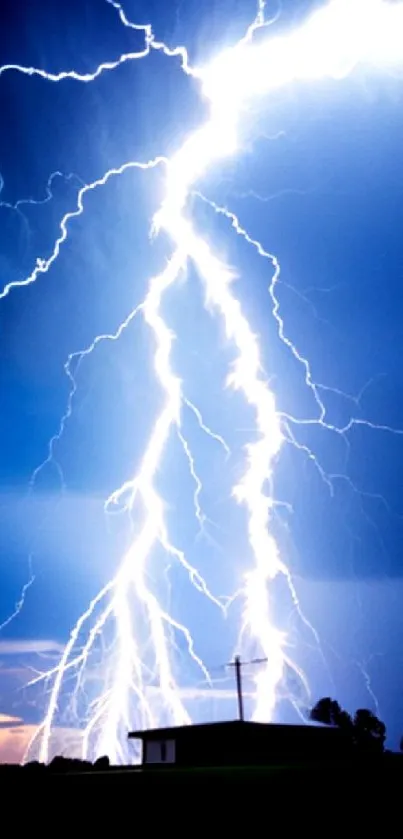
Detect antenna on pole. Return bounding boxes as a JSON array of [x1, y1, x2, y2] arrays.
[[228, 656, 268, 722]]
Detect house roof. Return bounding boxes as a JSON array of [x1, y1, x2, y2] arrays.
[[128, 719, 336, 740]]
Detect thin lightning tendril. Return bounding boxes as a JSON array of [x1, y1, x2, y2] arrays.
[[0, 170, 83, 217], [1, 0, 402, 762], [0, 556, 35, 633], [0, 159, 166, 302]]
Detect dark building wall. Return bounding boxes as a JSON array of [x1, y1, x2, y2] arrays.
[[173, 723, 352, 767]]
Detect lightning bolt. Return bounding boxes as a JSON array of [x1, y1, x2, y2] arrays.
[[0, 159, 166, 301], [1, 0, 403, 762], [0, 555, 35, 633]]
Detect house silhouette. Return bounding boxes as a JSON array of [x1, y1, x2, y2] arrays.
[[129, 719, 353, 768]]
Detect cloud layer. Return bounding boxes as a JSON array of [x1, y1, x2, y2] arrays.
[[0, 639, 64, 655]]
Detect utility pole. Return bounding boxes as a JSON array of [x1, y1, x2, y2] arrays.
[[234, 655, 244, 721], [228, 656, 268, 722]]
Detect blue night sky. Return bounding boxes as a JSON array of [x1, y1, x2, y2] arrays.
[[1, 0, 403, 762]]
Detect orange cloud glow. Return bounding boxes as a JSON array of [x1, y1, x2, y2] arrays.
[[0, 719, 83, 764]]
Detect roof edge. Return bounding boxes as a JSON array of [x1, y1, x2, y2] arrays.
[[127, 719, 336, 739]]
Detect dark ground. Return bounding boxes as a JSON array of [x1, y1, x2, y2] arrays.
[[1, 754, 401, 827]]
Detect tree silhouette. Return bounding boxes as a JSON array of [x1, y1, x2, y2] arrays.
[[310, 698, 386, 753], [310, 697, 353, 732], [94, 755, 110, 770], [353, 709, 386, 754]]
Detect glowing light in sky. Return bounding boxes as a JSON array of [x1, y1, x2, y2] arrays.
[[1, 0, 403, 763]]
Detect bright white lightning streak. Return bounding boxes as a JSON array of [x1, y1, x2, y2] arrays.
[[175, 225, 289, 721], [2, 0, 402, 761], [152, 0, 403, 721], [194, 191, 328, 423], [29, 249, 224, 764]]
